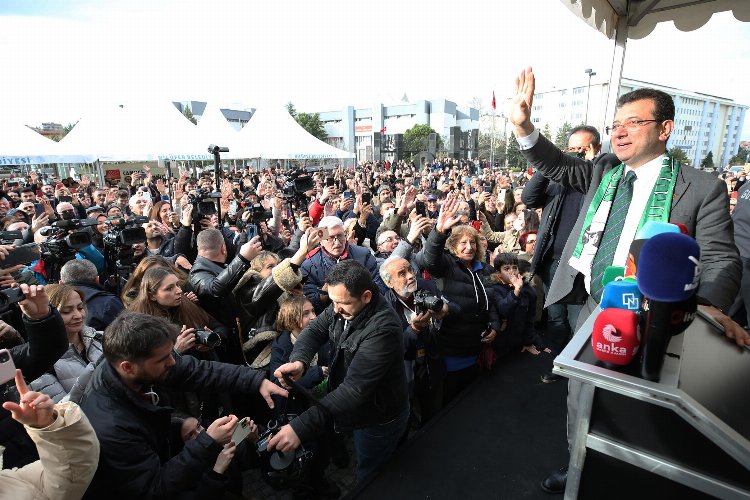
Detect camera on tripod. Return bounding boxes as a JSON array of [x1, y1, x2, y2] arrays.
[[280, 169, 315, 209], [103, 216, 148, 247], [413, 289, 444, 315], [40, 218, 98, 255]]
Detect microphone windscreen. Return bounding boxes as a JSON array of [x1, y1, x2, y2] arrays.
[[672, 223, 690, 236], [600, 280, 643, 312], [636, 220, 680, 240], [601, 266, 625, 287], [625, 239, 647, 278], [591, 308, 640, 366], [637, 233, 700, 302]]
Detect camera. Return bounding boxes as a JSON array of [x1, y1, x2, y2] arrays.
[[39, 218, 99, 274], [280, 168, 315, 209], [188, 188, 222, 220], [104, 216, 148, 247], [194, 329, 221, 348], [0, 287, 25, 313], [413, 289, 444, 315], [0, 230, 22, 243]]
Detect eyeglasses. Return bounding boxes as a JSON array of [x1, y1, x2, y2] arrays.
[[380, 236, 401, 245], [325, 234, 346, 242], [526, 239, 537, 244], [605, 119, 660, 135]]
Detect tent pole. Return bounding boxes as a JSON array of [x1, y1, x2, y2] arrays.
[[602, 15, 629, 154]]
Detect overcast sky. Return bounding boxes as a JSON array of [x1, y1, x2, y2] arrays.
[[2, 0, 749, 139]]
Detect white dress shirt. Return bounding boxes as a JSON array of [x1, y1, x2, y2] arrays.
[[517, 127, 665, 291]]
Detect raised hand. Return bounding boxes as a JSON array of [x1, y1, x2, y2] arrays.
[[509, 67, 535, 136], [436, 196, 461, 234], [18, 284, 51, 321], [2, 370, 57, 429]]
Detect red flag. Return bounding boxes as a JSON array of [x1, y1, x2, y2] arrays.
[[380, 126, 387, 134], [492, 91, 496, 110]]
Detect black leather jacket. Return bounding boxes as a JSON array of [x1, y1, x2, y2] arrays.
[[288, 292, 408, 440], [189, 254, 250, 329]]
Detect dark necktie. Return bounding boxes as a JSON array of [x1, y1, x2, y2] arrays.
[[590, 171, 637, 301]]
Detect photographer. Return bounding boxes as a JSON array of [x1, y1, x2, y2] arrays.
[[380, 256, 452, 426], [79, 312, 288, 499], [189, 229, 263, 364]]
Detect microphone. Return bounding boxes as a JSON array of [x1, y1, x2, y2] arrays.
[[625, 239, 646, 279], [636, 233, 700, 381], [672, 223, 690, 236], [601, 266, 625, 287], [635, 220, 680, 240], [599, 280, 643, 312], [591, 308, 641, 366]]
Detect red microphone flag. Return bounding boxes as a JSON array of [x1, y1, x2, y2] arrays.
[[492, 91, 496, 110]]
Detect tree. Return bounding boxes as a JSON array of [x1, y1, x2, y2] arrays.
[[182, 105, 197, 125], [506, 131, 525, 168], [295, 112, 327, 142], [668, 147, 690, 166], [728, 147, 749, 166], [700, 151, 714, 169], [404, 124, 441, 160], [541, 123, 552, 140], [555, 122, 573, 149], [286, 101, 297, 117], [478, 131, 506, 165]]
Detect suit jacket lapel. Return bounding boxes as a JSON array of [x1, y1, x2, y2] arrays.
[[671, 167, 690, 210]]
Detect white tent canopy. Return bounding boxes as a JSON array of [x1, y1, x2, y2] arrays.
[[195, 103, 239, 151], [559, 0, 750, 146], [58, 101, 212, 162], [0, 121, 93, 165], [229, 106, 355, 160], [560, 0, 750, 40]]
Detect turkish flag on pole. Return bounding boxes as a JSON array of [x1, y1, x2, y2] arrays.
[[492, 91, 496, 110]]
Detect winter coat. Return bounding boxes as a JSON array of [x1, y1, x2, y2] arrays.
[[301, 243, 388, 314], [288, 292, 408, 441], [0, 402, 100, 500], [80, 354, 267, 499], [29, 326, 104, 403]]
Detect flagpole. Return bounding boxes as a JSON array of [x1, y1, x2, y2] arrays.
[[490, 91, 496, 168]]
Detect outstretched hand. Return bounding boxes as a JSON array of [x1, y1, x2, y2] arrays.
[[436, 196, 462, 234], [509, 67, 535, 137]]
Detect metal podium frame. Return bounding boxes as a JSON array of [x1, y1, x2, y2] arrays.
[[553, 308, 750, 499]]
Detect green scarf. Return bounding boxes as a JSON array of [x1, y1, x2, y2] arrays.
[[569, 156, 679, 282]]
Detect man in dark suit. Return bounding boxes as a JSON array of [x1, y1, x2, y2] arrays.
[[508, 67, 750, 494]]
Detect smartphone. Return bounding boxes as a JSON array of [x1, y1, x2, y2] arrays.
[[2, 244, 41, 267], [415, 201, 426, 217], [471, 220, 481, 231], [232, 417, 254, 443], [361, 192, 372, 205], [0, 349, 16, 385], [325, 177, 335, 187], [343, 190, 353, 199], [58, 195, 72, 203], [483, 185, 492, 193], [34, 203, 45, 216], [246, 225, 257, 239], [318, 226, 329, 240]]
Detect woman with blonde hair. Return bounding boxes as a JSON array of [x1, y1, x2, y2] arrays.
[[423, 196, 499, 404]]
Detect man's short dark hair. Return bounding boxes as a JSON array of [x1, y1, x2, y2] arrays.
[[617, 88, 675, 122], [325, 260, 376, 298], [20, 187, 35, 195], [103, 312, 178, 364], [569, 125, 601, 147], [60, 259, 99, 284]]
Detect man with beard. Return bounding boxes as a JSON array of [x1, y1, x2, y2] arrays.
[[380, 256, 453, 426], [80, 312, 287, 499], [142, 219, 190, 259]]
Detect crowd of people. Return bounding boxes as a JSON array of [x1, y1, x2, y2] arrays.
[[1, 70, 749, 500]]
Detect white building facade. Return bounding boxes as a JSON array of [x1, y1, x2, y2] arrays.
[[523, 78, 747, 169]]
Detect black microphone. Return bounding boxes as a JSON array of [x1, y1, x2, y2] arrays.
[[636, 233, 700, 381]]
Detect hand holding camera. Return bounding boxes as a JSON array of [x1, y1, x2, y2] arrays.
[[239, 236, 263, 261], [206, 415, 239, 446], [174, 326, 197, 354], [18, 284, 51, 321]]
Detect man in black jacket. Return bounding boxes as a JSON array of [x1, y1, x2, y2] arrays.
[[521, 125, 615, 383], [189, 228, 262, 364], [0, 284, 69, 469], [80, 312, 287, 499], [270, 260, 409, 484]]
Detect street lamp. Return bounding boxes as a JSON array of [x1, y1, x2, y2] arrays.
[[584, 68, 596, 124]]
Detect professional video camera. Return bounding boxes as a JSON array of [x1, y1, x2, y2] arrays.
[[236, 202, 273, 241], [413, 289, 444, 315], [280, 168, 315, 209], [0, 230, 22, 244], [194, 329, 221, 348], [102, 216, 148, 294], [0, 287, 24, 313], [187, 188, 222, 221]]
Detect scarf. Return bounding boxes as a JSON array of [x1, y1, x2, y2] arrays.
[[569, 156, 679, 285]]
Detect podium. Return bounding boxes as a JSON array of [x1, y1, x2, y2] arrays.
[[554, 309, 750, 499]]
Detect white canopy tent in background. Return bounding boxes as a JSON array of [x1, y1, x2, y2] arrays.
[[0, 121, 93, 165], [195, 103, 240, 148], [229, 106, 355, 161], [58, 101, 212, 163], [560, 0, 750, 141]]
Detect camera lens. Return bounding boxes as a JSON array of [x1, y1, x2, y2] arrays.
[[0, 350, 9, 363]]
